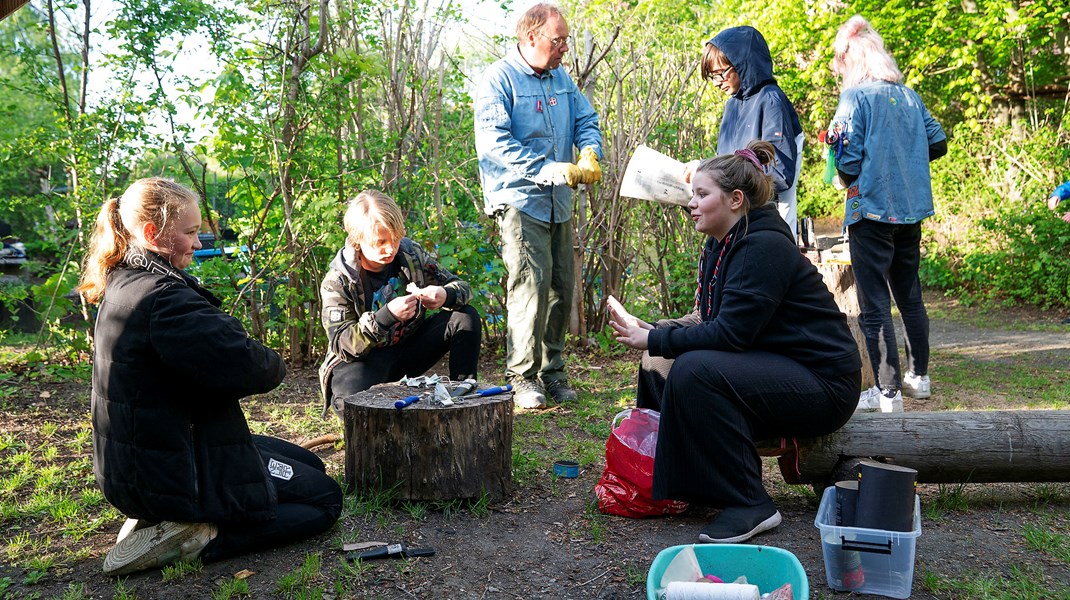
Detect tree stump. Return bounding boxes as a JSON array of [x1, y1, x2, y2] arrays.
[[816, 261, 874, 390], [343, 383, 514, 501]]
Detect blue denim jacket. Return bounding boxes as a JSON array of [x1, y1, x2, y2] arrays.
[[474, 45, 603, 223], [829, 81, 946, 226]]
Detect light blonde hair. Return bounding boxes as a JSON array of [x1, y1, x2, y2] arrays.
[[77, 178, 199, 304], [832, 15, 903, 88], [343, 189, 406, 249], [695, 140, 777, 211], [515, 2, 563, 41]]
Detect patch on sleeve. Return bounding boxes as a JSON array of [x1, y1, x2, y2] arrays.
[[267, 458, 294, 481], [329, 308, 345, 323]]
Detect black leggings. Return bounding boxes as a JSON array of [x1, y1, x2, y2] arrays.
[[329, 306, 481, 416], [636, 349, 858, 508], [848, 219, 929, 390], [200, 435, 342, 562]]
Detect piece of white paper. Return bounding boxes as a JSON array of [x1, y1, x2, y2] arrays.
[[619, 145, 691, 207]]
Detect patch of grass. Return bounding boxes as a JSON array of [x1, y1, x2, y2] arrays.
[[1023, 521, 1070, 563], [623, 563, 646, 587], [1032, 483, 1069, 504], [56, 583, 87, 599], [469, 490, 491, 518], [112, 578, 138, 600], [344, 481, 399, 518], [430, 498, 464, 520], [584, 500, 607, 544], [275, 552, 325, 599], [401, 500, 428, 521], [930, 351, 1070, 409], [161, 558, 203, 581], [924, 564, 1069, 599], [927, 482, 971, 515], [333, 557, 371, 592]]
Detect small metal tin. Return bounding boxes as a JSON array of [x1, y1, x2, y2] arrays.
[[553, 459, 579, 478]]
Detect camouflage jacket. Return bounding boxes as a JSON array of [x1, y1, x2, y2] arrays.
[[317, 239, 473, 413]]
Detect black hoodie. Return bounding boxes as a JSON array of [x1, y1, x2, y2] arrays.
[[647, 204, 861, 380], [711, 26, 803, 196]]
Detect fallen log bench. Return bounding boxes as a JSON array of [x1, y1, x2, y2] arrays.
[[343, 383, 514, 501], [758, 410, 1070, 487]]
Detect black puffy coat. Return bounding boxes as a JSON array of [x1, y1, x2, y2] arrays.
[[91, 250, 285, 523]]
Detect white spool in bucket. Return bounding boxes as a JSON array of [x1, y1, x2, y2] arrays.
[[664, 582, 760, 600]]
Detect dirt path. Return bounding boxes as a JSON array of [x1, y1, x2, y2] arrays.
[[929, 318, 1070, 360]]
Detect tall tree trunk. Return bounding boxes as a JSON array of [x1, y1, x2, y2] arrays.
[[277, 0, 329, 366]]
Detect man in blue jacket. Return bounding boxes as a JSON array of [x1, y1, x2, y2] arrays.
[[474, 2, 603, 409]]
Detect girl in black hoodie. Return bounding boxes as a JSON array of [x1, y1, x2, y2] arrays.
[[609, 141, 860, 543]]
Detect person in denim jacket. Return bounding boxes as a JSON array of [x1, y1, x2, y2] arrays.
[[827, 15, 947, 412], [474, 2, 603, 409], [318, 190, 481, 417]]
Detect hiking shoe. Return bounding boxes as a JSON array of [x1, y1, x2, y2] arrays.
[[856, 386, 903, 413], [116, 518, 156, 543], [901, 371, 931, 399], [103, 521, 217, 576], [543, 379, 578, 403], [698, 505, 782, 544], [512, 378, 547, 409]]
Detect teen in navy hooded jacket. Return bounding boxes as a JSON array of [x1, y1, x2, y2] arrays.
[[695, 26, 804, 238]]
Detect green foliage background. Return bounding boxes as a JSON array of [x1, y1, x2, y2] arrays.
[[1, 0, 1068, 361]]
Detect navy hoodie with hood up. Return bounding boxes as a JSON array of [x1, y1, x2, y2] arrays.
[[711, 27, 803, 230]]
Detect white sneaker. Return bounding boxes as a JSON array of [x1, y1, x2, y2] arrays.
[[103, 521, 217, 576], [116, 518, 155, 543], [902, 371, 931, 399], [856, 386, 903, 413], [512, 378, 547, 410]]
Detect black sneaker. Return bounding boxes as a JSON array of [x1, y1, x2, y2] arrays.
[[543, 379, 578, 403], [698, 505, 782, 544]]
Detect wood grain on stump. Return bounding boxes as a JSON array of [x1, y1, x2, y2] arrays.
[[343, 383, 513, 501]]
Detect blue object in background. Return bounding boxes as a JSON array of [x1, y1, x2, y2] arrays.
[[193, 245, 250, 264]]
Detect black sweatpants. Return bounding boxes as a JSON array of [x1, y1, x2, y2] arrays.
[[329, 306, 481, 416], [200, 435, 342, 562], [636, 349, 858, 508]]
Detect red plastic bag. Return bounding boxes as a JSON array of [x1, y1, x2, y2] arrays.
[[594, 408, 689, 518]]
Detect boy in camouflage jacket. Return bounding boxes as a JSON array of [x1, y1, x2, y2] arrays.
[[318, 190, 481, 417]]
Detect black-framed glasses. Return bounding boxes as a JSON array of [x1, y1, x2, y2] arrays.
[[709, 65, 734, 83], [538, 32, 569, 49]]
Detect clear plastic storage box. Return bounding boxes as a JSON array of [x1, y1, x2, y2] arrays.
[[815, 486, 922, 599]]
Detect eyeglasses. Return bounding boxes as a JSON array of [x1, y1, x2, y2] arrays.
[[708, 65, 734, 84], [537, 32, 569, 49]]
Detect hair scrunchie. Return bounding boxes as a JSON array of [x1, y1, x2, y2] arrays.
[[734, 148, 762, 169]]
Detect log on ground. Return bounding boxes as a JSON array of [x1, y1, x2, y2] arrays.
[[764, 410, 1070, 485]]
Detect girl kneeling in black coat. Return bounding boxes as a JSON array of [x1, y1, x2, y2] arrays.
[[78, 177, 342, 576]]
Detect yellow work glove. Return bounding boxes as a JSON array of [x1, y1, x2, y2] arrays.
[[576, 147, 602, 184], [539, 161, 584, 188]]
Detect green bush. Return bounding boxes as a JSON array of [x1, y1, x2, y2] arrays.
[[923, 204, 1070, 309]]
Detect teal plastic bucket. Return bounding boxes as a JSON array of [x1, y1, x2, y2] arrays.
[[646, 544, 809, 599]]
